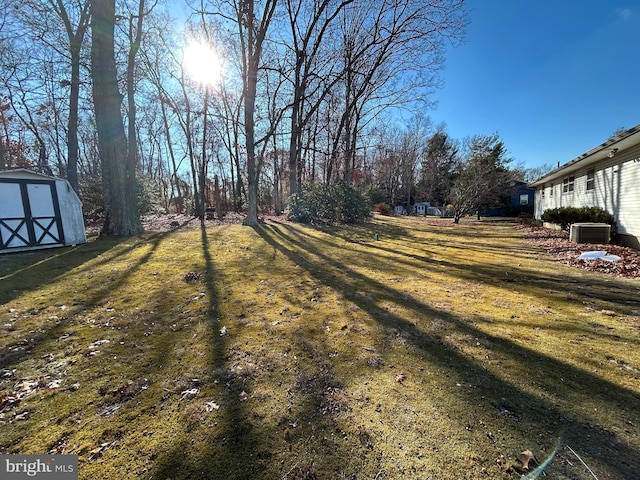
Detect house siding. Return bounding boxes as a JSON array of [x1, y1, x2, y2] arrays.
[[532, 129, 640, 248], [617, 151, 640, 239]]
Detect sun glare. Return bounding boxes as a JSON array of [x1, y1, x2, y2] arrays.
[[183, 41, 222, 86]]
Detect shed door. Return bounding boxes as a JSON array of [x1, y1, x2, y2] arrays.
[[0, 179, 64, 251]]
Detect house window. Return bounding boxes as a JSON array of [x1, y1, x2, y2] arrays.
[[562, 176, 575, 193], [586, 169, 595, 191], [549, 184, 553, 197], [520, 194, 529, 205]]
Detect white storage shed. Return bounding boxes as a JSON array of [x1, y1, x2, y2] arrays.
[[0, 169, 86, 254]]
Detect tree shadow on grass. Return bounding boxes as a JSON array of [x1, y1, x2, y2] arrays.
[[288, 218, 640, 325], [254, 222, 640, 479], [0, 237, 127, 305], [150, 222, 268, 480], [0, 222, 212, 385], [0, 219, 201, 306], [0, 233, 166, 370], [0, 226, 231, 460]]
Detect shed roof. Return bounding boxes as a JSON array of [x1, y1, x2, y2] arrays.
[[0, 168, 59, 181]]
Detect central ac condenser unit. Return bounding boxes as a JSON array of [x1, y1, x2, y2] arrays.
[[569, 223, 611, 244]]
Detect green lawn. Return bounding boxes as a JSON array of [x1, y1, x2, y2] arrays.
[[1, 216, 639, 479]]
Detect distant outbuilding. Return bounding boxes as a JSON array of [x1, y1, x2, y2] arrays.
[[0, 169, 86, 254]]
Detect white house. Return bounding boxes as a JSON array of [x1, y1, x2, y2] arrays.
[[0, 169, 86, 254], [529, 124, 640, 249]]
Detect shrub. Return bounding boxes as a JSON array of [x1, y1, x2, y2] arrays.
[[516, 212, 542, 227], [137, 175, 165, 215], [362, 184, 388, 206], [79, 173, 105, 224], [286, 182, 372, 224], [373, 203, 393, 216], [540, 206, 614, 231], [286, 192, 313, 224]]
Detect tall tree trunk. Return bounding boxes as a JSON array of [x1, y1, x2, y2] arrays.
[[240, 0, 277, 226], [126, 0, 146, 227], [67, 48, 81, 192], [244, 59, 259, 225], [288, 90, 301, 196], [0, 135, 5, 170], [0, 106, 6, 170], [198, 88, 209, 219], [91, 0, 141, 236], [51, 0, 90, 194], [343, 67, 353, 185], [273, 136, 282, 215], [288, 50, 303, 195], [36, 136, 50, 174], [214, 174, 222, 220], [159, 98, 182, 212], [177, 77, 199, 215]]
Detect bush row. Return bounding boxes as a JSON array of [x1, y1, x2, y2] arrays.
[[540, 206, 614, 231], [286, 182, 372, 224]]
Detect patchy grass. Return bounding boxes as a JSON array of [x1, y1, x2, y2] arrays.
[[1, 216, 639, 479]]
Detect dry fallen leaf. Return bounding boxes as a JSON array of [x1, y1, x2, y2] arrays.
[[89, 441, 115, 458], [180, 388, 199, 400], [518, 225, 640, 278], [518, 449, 536, 470], [183, 271, 202, 283], [13, 411, 29, 421], [395, 373, 407, 383]]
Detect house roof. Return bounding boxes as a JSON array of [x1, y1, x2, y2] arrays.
[[529, 123, 640, 187]]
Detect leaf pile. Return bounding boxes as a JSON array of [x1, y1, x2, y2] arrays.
[[517, 225, 640, 278]]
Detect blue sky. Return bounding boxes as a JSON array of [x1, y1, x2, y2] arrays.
[[429, 1, 640, 169]]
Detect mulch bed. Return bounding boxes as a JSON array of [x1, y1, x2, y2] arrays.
[[517, 225, 640, 279]]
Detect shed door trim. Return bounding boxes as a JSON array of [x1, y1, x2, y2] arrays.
[[0, 178, 65, 251]]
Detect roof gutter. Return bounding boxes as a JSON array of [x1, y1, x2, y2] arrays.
[[528, 123, 640, 187]]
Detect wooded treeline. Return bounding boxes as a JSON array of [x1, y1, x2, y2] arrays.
[[0, 0, 549, 233]]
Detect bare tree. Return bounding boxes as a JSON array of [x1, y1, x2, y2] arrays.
[[49, 0, 91, 193], [215, 86, 245, 211], [2, 58, 55, 174], [398, 116, 431, 210], [1, 0, 93, 186], [521, 162, 554, 183], [327, 0, 465, 185], [125, 0, 158, 218], [1, 4, 63, 174], [372, 133, 403, 206], [138, 17, 186, 212], [0, 2, 15, 170], [283, 0, 354, 196], [233, 0, 278, 226]]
